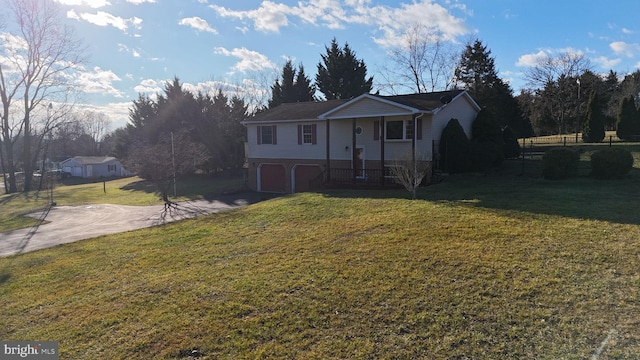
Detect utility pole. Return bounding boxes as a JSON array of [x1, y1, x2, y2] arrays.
[[171, 132, 176, 197]]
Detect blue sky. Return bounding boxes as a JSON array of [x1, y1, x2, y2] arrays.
[[44, 0, 640, 129]]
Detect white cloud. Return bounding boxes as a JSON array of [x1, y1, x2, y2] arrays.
[[594, 56, 621, 69], [211, 1, 291, 32], [610, 41, 640, 57], [211, 0, 468, 45], [117, 43, 141, 58], [178, 17, 218, 34], [55, 0, 111, 8], [66, 9, 143, 33], [214, 47, 276, 73], [127, 0, 156, 4], [75, 66, 123, 97], [516, 50, 549, 67], [134, 79, 162, 93]]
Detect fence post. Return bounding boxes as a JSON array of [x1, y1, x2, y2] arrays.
[[521, 137, 525, 174], [563, 137, 566, 147], [609, 136, 612, 147]]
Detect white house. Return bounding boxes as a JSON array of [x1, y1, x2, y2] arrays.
[[60, 156, 132, 178], [243, 89, 480, 193]]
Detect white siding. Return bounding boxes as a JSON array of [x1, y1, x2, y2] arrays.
[[432, 98, 478, 141], [247, 122, 326, 160]]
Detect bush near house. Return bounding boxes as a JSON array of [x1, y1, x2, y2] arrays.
[[590, 147, 633, 179], [439, 118, 470, 173], [542, 147, 580, 180], [502, 127, 521, 159]]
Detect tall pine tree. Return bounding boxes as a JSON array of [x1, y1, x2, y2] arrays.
[[455, 39, 529, 136], [269, 60, 316, 108], [616, 96, 640, 141], [582, 90, 605, 143], [316, 38, 373, 100]]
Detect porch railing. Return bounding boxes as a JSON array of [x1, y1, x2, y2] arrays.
[[326, 168, 401, 188]]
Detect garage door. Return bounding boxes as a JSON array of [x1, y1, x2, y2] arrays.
[[259, 164, 286, 192], [293, 165, 322, 193]]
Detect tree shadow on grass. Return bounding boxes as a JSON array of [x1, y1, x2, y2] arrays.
[[321, 161, 640, 226]]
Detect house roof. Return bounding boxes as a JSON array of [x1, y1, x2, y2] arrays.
[[61, 156, 118, 165], [243, 99, 347, 123], [319, 89, 477, 119], [242, 89, 478, 124], [376, 89, 467, 111]]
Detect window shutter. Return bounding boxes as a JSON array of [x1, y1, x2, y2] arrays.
[[374, 121, 379, 141], [272, 125, 277, 144], [311, 124, 317, 144], [298, 125, 302, 145], [257, 126, 262, 145], [417, 118, 423, 140]]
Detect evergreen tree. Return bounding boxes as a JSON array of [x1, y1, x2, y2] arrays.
[[316, 38, 373, 100], [439, 118, 470, 173], [269, 61, 315, 108], [294, 64, 316, 102], [455, 39, 528, 135], [502, 127, 521, 159], [616, 96, 640, 141], [582, 90, 605, 143], [471, 108, 504, 168]]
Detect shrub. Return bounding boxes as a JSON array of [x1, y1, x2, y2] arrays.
[[471, 109, 504, 168], [590, 148, 634, 179], [582, 90, 605, 143], [469, 141, 502, 171], [542, 148, 579, 180], [502, 127, 521, 159], [616, 96, 640, 141], [439, 118, 470, 173]]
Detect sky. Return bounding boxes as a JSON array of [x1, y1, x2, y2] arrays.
[[13, 0, 640, 130]]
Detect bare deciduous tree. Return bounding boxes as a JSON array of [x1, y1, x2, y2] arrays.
[[389, 150, 432, 200], [524, 51, 592, 90], [0, 0, 87, 193], [380, 24, 459, 94]]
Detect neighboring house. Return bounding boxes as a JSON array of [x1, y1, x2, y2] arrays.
[[60, 156, 132, 178], [242, 89, 481, 193]]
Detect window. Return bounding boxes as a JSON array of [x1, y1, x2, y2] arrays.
[[258, 125, 277, 145], [297, 124, 317, 145], [302, 124, 313, 144], [107, 164, 116, 172], [386, 120, 405, 140], [385, 120, 418, 140]]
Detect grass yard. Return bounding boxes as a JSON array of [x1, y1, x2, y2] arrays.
[[1, 162, 640, 358]]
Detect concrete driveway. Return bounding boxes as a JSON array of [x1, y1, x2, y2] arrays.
[[0, 192, 264, 257]]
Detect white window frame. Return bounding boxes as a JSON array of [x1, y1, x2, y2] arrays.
[[302, 124, 313, 144]]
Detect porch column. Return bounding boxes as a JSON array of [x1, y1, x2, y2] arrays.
[[380, 116, 385, 185], [352, 117, 357, 184], [412, 114, 417, 166], [326, 118, 331, 184]]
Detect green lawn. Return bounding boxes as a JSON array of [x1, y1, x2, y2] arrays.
[[1, 163, 639, 358]]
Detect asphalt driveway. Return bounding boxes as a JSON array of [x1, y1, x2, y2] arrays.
[[0, 192, 264, 257]]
